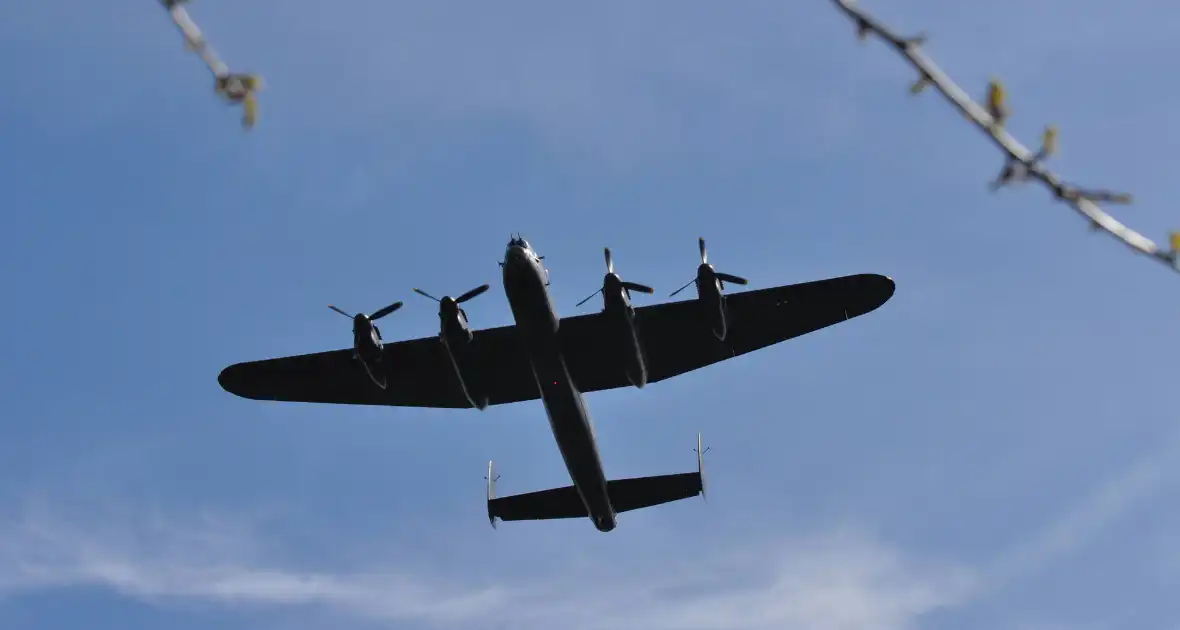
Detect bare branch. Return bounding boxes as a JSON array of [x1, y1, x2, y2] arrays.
[[828, 0, 1179, 275], [161, 0, 263, 129]]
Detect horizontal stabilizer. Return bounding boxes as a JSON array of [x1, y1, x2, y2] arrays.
[[608, 471, 702, 513], [489, 483, 588, 522], [487, 470, 703, 523]]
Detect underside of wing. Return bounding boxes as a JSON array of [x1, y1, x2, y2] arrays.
[[217, 324, 540, 408], [218, 273, 893, 407], [561, 273, 895, 392]]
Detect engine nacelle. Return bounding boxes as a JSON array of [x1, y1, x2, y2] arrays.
[[351, 315, 383, 361], [612, 306, 648, 389], [626, 352, 648, 389], [581, 248, 655, 390], [412, 285, 490, 409], [441, 308, 474, 347], [440, 309, 487, 409]]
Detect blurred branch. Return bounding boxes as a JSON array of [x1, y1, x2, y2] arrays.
[[161, 0, 263, 129], [830, 0, 1179, 275]]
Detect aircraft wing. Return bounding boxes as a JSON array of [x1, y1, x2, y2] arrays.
[[217, 273, 894, 408], [561, 272, 894, 392], [217, 324, 537, 408]]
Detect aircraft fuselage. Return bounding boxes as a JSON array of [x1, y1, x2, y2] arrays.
[[502, 240, 617, 532]]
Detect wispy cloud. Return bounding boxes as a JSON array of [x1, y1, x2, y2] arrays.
[[0, 506, 971, 630], [4, 424, 1176, 629], [975, 427, 1180, 600]]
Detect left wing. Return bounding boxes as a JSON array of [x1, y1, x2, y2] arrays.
[[217, 323, 539, 409]]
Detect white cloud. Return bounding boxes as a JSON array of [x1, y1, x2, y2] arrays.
[[5, 426, 1175, 629], [0, 506, 972, 630]]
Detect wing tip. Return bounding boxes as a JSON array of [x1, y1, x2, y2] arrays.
[[217, 362, 263, 400], [853, 273, 896, 315]]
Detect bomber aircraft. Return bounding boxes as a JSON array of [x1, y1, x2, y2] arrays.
[[217, 236, 896, 532]]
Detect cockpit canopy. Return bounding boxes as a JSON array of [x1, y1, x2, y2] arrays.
[[507, 235, 532, 252]]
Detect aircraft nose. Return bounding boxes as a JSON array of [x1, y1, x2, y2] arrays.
[[505, 245, 529, 263]]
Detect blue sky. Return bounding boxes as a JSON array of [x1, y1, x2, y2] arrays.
[[1, 0, 1179, 628]]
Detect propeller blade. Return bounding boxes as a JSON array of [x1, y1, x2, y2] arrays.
[[669, 278, 695, 298], [698, 237, 707, 264], [716, 272, 748, 286], [621, 281, 654, 294], [455, 284, 490, 304], [707, 271, 745, 286], [604, 247, 614, 274], [328, 305, 354, 319], [369, 301, 404, 321], [412, 288, 441, 302], [576, 288, 603, 308]]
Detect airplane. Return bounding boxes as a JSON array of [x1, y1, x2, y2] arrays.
[[217, 236, 897, 531]]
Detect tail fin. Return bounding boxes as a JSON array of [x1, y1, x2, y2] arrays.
[[485, 461, 499, 529], [695, 432, 710, 502]]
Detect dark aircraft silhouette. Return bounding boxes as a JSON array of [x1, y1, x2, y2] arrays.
[[218, 236, 896, 532], [668, 238, 748, 341], [325, 299, 403, 389]]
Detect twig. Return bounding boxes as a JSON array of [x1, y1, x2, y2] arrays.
[[829, 0, 1179, 274]]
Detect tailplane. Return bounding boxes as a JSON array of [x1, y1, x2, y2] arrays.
[[695, 432, 710, 502], [485, 460, 500, 529], [485, 433, 707, 529], [605, 469, 701, 513]]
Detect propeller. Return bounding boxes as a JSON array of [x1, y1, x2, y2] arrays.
[[576, 247, 655, 307], [413, 284, 489, 316], [669, 238, 749, 297], [328, 300, 403, 322]]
